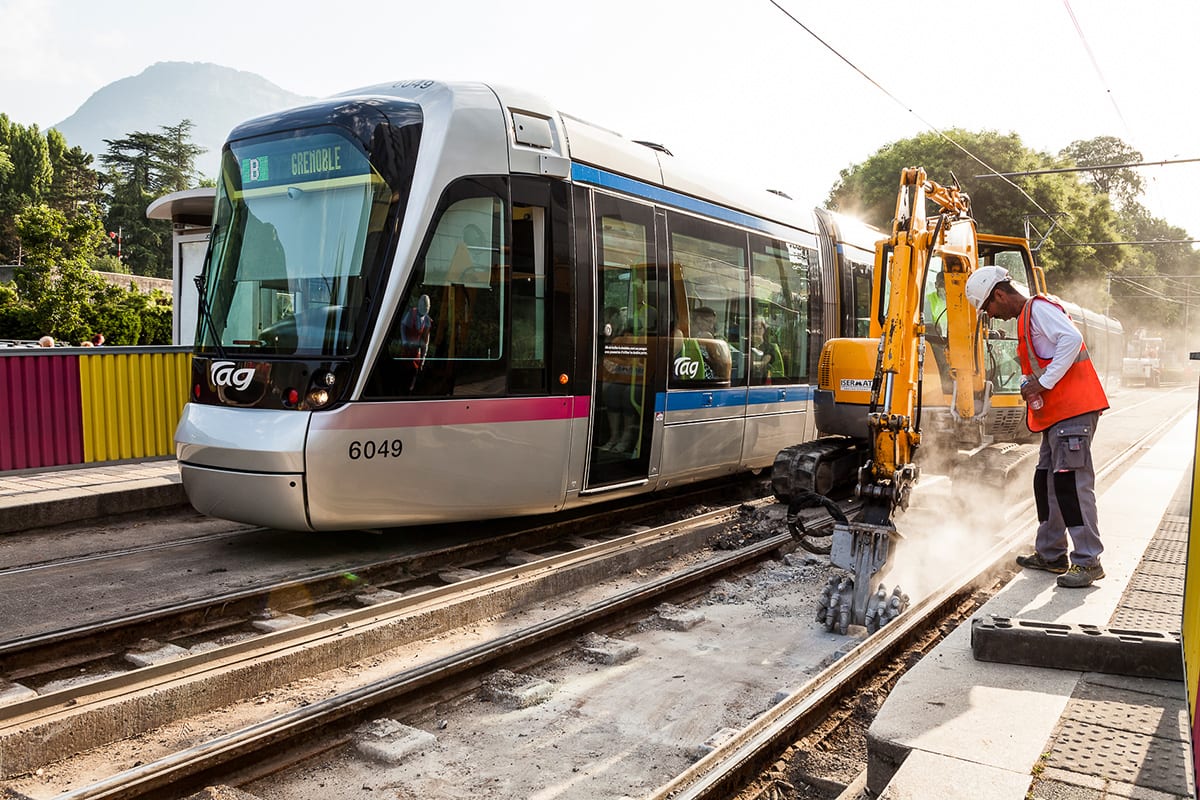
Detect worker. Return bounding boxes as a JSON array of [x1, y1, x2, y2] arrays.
[[965, 266, 1110, 588]]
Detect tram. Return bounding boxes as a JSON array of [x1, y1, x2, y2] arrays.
[[174, 80, 1120, 531]]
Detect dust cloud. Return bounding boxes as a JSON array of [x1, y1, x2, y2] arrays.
[[877, 468, 1024, 605]]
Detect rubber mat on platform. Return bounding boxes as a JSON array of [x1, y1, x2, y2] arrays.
[[1142, 538, 1187, 562], [1043, 716, 1192, 795], [1152, 517, 1189, 541], [1134, 559, 1187, 579], [1109, 605, 1182, 632], [1128, 572, 1186, 596]]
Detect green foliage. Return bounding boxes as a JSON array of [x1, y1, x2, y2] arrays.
[[100, 120, 206, 278], [0, 115, 197, 345], [138, 291, 174, 345], [1060, 136, 1144, 208], [86, 284, 143, 345], [826, 131, 1199, 337], [0, 256, 174, 346], [0, 281, 38, 339], [0, 140, 11, 183], [90, 253, 130, 274], [0, 116, 106, 266]]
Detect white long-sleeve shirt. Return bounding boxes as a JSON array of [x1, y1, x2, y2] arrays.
[[1025, 297, 1083, 390]]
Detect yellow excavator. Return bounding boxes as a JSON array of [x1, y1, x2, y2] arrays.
[[777, 167, 1039, 634]]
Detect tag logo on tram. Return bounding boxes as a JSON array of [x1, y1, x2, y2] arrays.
[[211, 361, 256, 391], [673, 356, 701, 380]]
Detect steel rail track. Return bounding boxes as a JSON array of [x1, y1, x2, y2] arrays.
[[45, 505, 795, 799], [0, 477, 770, 686], [0, 528, 254, 579]]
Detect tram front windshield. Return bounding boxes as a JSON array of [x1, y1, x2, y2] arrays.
[[198, 127, 397, 357]]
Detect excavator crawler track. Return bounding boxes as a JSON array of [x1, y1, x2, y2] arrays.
[[771, 437, 866, 504]]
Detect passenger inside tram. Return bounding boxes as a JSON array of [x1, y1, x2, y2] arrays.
[[688, 305, 732, 382], [750, 318, 785, 382]]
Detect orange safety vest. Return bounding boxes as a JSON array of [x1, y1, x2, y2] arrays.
[[1017, 296, 1109, 432]]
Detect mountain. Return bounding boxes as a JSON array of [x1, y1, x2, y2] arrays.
[[53, 61, 315, 181]]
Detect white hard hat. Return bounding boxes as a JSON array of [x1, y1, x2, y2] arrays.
[[965, 265, 1011, 310]]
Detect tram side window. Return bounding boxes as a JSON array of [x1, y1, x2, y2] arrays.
[[508, 202, 548, 394], [841, 255, 874, 338], [749, 235, 812, 385], [365, 177, 508, 398], [667, 213, 747, 388]]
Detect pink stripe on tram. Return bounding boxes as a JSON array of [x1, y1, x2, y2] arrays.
[[311, 396, 592, 432]]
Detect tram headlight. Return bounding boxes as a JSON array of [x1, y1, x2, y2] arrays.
[[307, 388, 331, 408], [320, 371, 337, 387]]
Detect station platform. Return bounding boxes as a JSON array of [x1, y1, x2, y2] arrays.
[[0, 458, 183, 534], [867, 413, 1197, 799]]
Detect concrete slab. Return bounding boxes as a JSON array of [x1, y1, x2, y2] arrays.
[[505, 550, 543, 566], [354, 719, 436, 765], [878, 749, 1034, 799], [125, 640, 191, 668], [250, 612, 308, 633], [0, 681, 38, 706], [353, 588, 405, 606], [181, 785, 264, 799], [479, 669, 555, 708], [438, 568, 484, 583], [39, 670, 128, 695], [693, 726, 739, 759], [0, 460, 184, 533], [578, 632, 640, 665], [654, 603, 706, 631]]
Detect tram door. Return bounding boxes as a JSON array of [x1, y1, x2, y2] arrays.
[[586, 194, 660, 488]]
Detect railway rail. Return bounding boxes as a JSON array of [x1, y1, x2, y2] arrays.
[[0, 476, 769, 695]]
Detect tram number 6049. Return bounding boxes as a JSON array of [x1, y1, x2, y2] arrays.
[[348, 439, 403, 460]]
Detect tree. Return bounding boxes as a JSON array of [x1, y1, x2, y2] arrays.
[[0, 138, 11, 185], [99, 120, 206, 278], [46, 128, 104, 214], [157, 120, 205, 194], [11, 205, 106, 343], [0, 115, 53, 263], [823, 129, 1200, 337], [826, 128, 1123, 294], [1060, 136, 1144, 209], [0, 207, 174, 345]]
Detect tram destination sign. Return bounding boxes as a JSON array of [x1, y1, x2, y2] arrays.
[[236, 131, 370, 189]]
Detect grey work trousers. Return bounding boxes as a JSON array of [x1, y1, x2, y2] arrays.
[[1033, 411, 1103, 568]]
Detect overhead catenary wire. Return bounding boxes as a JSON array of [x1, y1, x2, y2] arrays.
[[765, 0, 1075, 241], [975, 158, 1200, 179], [1056, 239, 1200, 247], [1062, 0, 1136, 142]]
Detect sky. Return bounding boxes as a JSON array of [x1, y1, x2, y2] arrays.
[[2, 0, 1198, 242]]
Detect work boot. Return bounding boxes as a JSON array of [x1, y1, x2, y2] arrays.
[[1015, 552, 1069, 574], [1057, 563, 1105, 588]]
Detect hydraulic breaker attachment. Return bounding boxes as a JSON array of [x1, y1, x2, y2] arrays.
[[816, 520, 909, 635]]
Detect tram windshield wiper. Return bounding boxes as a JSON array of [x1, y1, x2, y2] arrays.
[[194, 223, 226, 360]]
